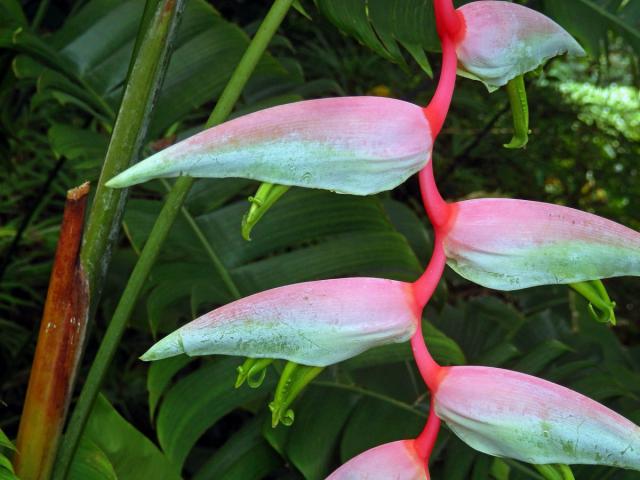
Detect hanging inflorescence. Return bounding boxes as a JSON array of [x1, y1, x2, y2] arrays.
[[109, 1, 640, 478]]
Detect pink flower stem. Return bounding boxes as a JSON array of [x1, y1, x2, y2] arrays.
[[409, 0, 460, 467], [410, 226, 447, 467], [423, 33, 458, 138], [433, 0, 463, 38], [410, 318, 442, 393], [419, 162, 451, 228], [415, 395, 442, 461], [413, 235, 446, 310], [411, 236, 446, 393]]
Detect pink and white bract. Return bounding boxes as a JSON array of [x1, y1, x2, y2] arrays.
[[107, 97, 432, 195], [442, 198, 640, 290], [140, 277, 420, 366], [434, 366, 640, 468], [326, 440, 429, 480], [456, 1, 585, 90]]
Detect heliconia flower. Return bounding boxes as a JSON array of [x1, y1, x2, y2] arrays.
[[434, 366, 640, 468], [140, 277, 420, 366], [455, 1, 585, 90], [442, 198, 640, 290], [106, 97, 433, 195], [326, 440, 429, 480]]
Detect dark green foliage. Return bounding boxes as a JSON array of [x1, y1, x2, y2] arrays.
[[1, 0, 639, 478]]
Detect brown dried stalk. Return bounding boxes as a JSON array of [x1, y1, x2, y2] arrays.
[[13, 182, 90, 480]]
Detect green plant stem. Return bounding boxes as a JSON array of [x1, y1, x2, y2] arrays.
[[159, 179, 241, 299], [53, 1, 293, 477], [52, 0, 186, 476], [31, 0, 50, 29], [79, 0, 182, 301]]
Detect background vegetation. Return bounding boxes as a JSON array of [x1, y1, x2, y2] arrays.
[[1, 0, 639, 478]]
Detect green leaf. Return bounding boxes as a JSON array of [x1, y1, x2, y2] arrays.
[[0, 429, 14, 451], [147, 355, 194, 420], [7, 27, 78, 80], [68, 439, 118, 480], [11, 54, 45, 79], [381, 198, 432, 265], [193, 416, 281, 480], [442, 435, 477, 480], [314, 0, 436, 75], [285, 387, 358, 479], [19, 0, 299, 140], [543, 0, 640, 56], [0, 460, 18, 480], [155, 357, 276, 469], [148, 0, 291, 136], [48, 124, 109, 168], [83, 394, 181, 479], [38, 69, 114, 121], [511, 339, 573, 375], [476, 342, 521, 367], [432, 297, 523, 363], [0, 0, 26, 28], [339, 396, 424, 462]]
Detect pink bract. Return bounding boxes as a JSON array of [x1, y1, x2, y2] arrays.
[[326, 440, 429, 480], [456, 1, 585, 90], [442, 198, 640, 290], [140, 277, 420, 367], [435, 366, 640, 468], [107, 97, 432, 195]]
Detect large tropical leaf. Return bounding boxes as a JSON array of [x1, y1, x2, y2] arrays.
[[543, 0, 640, 56], [154, 357, 277, 469], [6, 0, 309, 142], [314, 0, 442, 75], [68, 439, 118, 480], [0, 428, 17, 480], [82, 394, 181, 479], [192, 416, 281, 480]]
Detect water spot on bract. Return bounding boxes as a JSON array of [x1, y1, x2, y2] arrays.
[[302, 172, 312, 183]]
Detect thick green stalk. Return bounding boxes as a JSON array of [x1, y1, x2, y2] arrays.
[[52, 0, 186, 476], [80, 0, 184, 305], [53, 1, 293, 477]]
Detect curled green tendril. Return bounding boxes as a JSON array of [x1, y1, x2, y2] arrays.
[[534, 464, 575, 480], [235, 358, 274, 388], [269, 361, 323, 427], [241, 182, 291, 241], [504, 75, 530, 149], [570, 279, 617, 325]]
